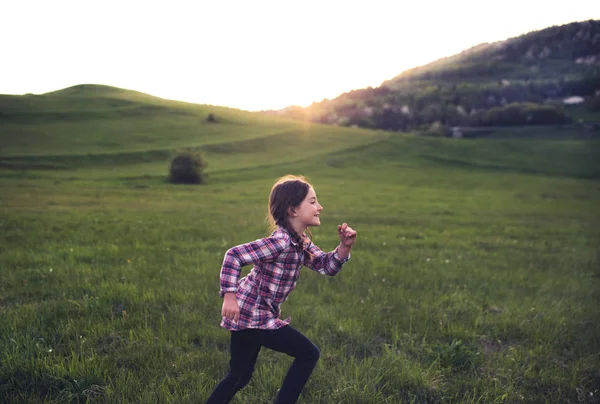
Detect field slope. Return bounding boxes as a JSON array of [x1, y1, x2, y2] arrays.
[[0, 84, 386, 177]]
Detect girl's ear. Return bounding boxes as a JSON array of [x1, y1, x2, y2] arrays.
[[288, 206, 296, 217]]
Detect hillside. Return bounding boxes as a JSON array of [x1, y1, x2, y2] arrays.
[[0, 84, 298, 156], [0, 84, 385, 176], [1, 84, 599, 185], [267, 20, 600, 133]]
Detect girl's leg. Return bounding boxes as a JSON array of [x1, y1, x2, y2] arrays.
[[206, 329, 261, 404], [259, 326, 320, 404]]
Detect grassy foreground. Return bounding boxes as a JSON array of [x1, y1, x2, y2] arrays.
[[1, 87, 599, 403]]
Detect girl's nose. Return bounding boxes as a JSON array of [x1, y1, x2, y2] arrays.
[[318, 204, 323, 212]]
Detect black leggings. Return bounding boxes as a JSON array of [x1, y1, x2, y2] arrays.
[[206, 325, 320, 404]]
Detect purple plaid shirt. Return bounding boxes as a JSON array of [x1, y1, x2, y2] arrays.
[[219, 227, 350, 331]]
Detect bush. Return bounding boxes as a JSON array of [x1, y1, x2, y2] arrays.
[[168, 152, 207, 184]]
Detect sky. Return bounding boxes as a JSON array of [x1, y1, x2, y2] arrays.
[[2, 0, 599, 111]]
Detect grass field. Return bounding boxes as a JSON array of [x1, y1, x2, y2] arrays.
[[1, 86, 599, 403]]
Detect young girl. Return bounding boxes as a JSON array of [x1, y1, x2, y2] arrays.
[[207, 175, 357, 404]]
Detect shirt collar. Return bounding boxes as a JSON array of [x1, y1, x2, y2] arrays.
[[275, 227, 306, 246]]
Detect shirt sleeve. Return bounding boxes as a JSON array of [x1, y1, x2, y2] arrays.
[[303, 240, 350, 276], [219, 235, 288, 297]]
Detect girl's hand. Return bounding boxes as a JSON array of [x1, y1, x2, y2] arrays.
[[338, 223, 357, 247], [222, 293, 240, 323]]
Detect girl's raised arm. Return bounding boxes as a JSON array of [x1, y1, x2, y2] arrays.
[[304, 223, 356, 276], [304, 242, 350, 276]]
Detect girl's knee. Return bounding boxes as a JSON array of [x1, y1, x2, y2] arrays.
[[307, 344, 320, 362]]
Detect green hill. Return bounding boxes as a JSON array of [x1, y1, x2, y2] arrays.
[[0, 84, 386, 177], [268, 20, 600, 132], [1, 83, 599, 184]]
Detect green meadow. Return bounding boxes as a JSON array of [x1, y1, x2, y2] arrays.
[[1, 86, 599, 403]]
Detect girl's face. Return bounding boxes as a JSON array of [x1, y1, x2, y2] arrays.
[[291, 186, 323, 229]]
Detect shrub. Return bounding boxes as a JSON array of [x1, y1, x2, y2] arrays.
[[168, 152, 207, 184], [207, 113, 217, 123]]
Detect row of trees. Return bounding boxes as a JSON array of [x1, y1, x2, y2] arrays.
[[473, 103, 571, 126], [315, 102, 571, 131], [299, 74, 599, 131]]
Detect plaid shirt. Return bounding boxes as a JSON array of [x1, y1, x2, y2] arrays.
[[219, 227, 350, 331]]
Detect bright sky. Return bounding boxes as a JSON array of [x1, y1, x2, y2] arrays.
[[2, 0, 599, 111]]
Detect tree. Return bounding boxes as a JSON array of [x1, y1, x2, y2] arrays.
[[168, 152, 207, 184]]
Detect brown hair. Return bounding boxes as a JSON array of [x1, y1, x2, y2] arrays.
[[267, 174, 313, 248]]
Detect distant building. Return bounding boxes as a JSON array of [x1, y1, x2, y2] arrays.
[[563, 96, 585, 105], [451, 127, 463, 138]]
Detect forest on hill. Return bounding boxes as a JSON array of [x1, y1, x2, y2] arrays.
[[266, 20, 600, 134]]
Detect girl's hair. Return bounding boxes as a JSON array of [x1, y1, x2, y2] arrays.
[[267, 174, 313, 248]]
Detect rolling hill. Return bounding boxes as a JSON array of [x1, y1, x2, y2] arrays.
[[0, 84, 387, 177], [1, 83, 599, 185]]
